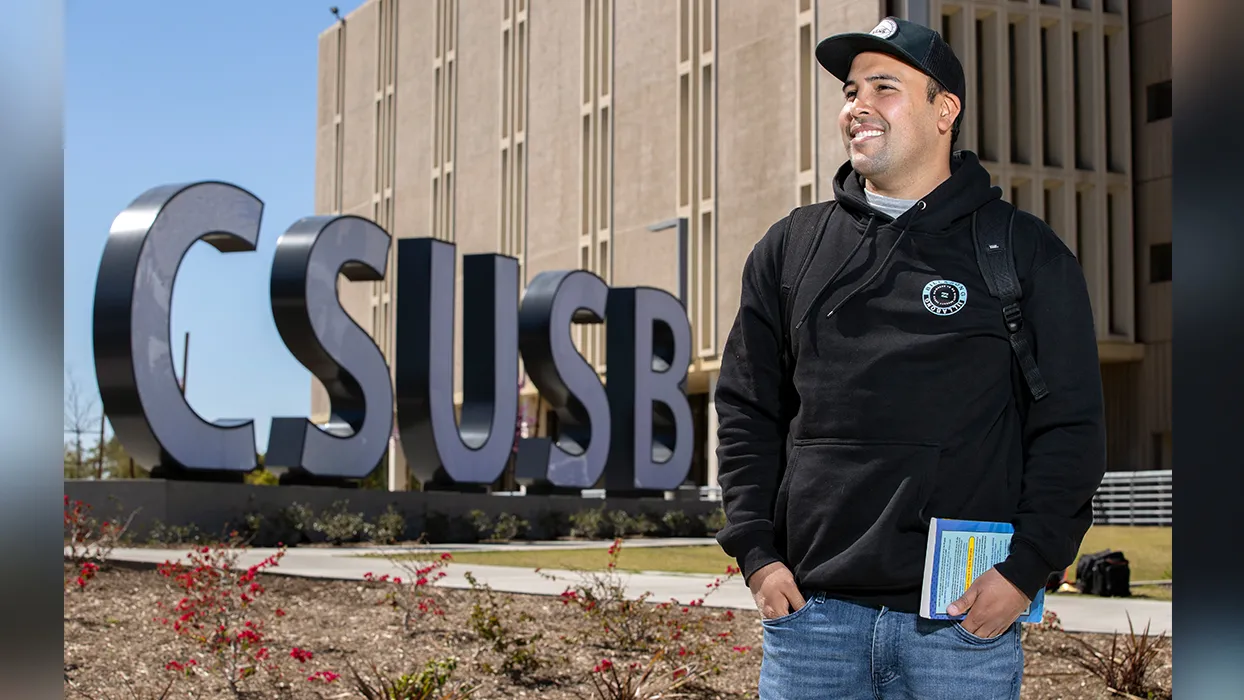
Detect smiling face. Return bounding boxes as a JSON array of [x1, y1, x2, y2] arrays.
[[838, 52, 959, 190]]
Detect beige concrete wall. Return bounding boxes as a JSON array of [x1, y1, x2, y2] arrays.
[[715, 0, 805, 353], [611, 0, 680, 295], [394, 0, 435, 240], [525, 1, 583, 278], [454, 6, 502, 256], [315, 28, 339, 217], [1130, 0, 1172, 465], [341, 3, 378, 216], [1135, 178, 1171, 341], [1130, 27, 1171, 186]]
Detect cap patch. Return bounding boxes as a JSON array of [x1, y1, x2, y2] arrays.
[[870, 18, 898, 39]]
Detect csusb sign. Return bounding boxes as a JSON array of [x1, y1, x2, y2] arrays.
[[93, 181, 694, 495]]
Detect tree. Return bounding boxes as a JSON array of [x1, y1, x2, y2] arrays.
[[64, 367, 99, 479], [87, 434, 148, 480]]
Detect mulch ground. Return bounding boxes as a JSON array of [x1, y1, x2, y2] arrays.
[[63, 563, 1171, 700]]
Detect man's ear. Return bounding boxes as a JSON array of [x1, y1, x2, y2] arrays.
[[938, 93, 961, 135]]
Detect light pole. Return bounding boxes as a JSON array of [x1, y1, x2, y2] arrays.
[[646, 217, 688, 308]]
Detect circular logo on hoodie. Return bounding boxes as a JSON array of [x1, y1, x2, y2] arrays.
[[923, 280, 967, 316]]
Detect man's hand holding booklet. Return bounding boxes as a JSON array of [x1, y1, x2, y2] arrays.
[[919, 517, 1046, 626]]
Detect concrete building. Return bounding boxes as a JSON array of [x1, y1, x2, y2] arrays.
[[312, 0, 1172, 491]]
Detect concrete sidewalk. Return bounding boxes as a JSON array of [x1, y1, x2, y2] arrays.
[[91, 542, 1171, 638]]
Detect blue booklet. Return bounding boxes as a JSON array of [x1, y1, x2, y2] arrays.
[[918, 517, 1044, 623]]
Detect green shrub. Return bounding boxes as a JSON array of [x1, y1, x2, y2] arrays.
[[313, 500, 369, 545], [535, 510, 567, 540], [146, 521, 207, 546], [464, 572, 542, 678], [491, 513, 530, 542], [370, 505, 407, 544], [661, 510, 694, 537], [608, 510, 637, 538], [569, 504, 608, 539], [278, 502, 315, 544], [700, 508, 727, 535], [632, 512, 662, 537], [468, 510, 493, 541]]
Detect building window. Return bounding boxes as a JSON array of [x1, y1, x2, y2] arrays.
[[1149, 242, 1172, 283], [1147, 80, 1172, 122]]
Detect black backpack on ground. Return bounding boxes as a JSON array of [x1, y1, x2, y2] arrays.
[[774, 198, 1048, 404], [1075, 549, 1131, 597]]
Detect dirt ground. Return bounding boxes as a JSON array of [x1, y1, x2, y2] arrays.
[[63, 564, 1171, 700]]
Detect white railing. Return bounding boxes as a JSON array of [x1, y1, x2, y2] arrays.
[[1092, 469, 1172, 526]]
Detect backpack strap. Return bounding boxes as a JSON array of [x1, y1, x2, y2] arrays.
[[772, 201, 836, 459], [971, 199, 1049, 403], [778, 201, 837, 371]]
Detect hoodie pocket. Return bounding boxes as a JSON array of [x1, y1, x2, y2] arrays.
[[775, 437, 940, 591]]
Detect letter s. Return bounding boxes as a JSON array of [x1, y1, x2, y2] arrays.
[[265, 215, 394, 482], [514, 269, 611, 489]]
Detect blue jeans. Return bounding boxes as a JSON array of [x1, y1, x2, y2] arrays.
[[758, 593, 1023, 699]]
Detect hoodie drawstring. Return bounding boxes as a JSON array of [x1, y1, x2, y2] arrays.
[[825, 199, 927, 318], [793, 214, 878, 332]]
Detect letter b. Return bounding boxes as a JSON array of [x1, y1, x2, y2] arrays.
[[603, 287, 693, 494]]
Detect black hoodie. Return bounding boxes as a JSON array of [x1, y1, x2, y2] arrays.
[[714, 151, 1106, 613]]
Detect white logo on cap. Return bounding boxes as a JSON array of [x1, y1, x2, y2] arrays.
[[870, 18, 898, 39]]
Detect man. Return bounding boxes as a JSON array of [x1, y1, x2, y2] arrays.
[[714, 16, 1106, 699]]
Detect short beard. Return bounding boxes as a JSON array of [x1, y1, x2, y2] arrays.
[[850, 147, 892, 179]]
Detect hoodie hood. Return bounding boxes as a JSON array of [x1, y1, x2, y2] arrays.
[[832, 150, 1001, 232]]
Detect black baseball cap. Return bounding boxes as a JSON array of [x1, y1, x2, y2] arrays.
[[816, 17, 965, 108]]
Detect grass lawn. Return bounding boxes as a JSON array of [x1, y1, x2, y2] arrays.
[[383, 525, 1171, 597], [399, 544, 737, 576]]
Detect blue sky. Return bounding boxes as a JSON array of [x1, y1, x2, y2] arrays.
[[65, 0, 367, 451]]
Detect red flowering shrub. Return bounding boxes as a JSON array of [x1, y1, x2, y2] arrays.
[[151, 536, 289, 695], [542, 538, 742, 674], [361, 549, 452, 633], [63, 495, 136, 591], [584, 650, 697, 700]]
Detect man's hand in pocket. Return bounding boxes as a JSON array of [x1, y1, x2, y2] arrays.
[[749, 562, 805, 619]]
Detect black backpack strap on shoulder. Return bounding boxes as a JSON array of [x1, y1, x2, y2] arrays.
[[779, 201, 837, 359], [774, 200, 835, 441], [972, 200, 1050, 403]]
